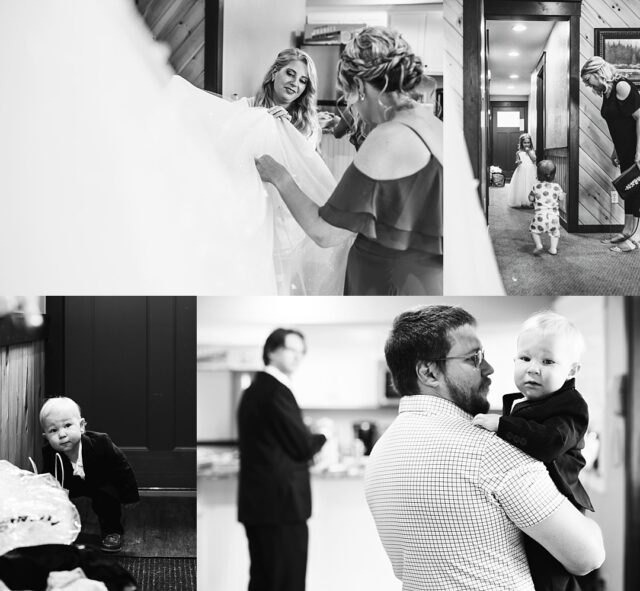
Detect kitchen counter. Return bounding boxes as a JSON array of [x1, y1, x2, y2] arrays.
[[198, 444, 368, 479], [198, 465, 400, 591]]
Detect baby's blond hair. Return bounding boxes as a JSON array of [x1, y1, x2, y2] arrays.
[[39, 396, 82, 428], [519, 311, 585, 363]]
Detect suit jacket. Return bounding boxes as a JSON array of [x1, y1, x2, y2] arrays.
[[237, 371, 326, 525], [498, 380, 593, 512], [42, 431, 139, 504]]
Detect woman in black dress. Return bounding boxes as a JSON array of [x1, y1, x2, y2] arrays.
[[582, 56, 640, 253], [255, 26, 442, 295]]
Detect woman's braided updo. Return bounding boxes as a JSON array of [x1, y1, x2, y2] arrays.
[[338, 27, 424, 97]]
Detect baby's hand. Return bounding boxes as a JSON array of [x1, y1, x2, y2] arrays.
[[472, 413, 500, 432]]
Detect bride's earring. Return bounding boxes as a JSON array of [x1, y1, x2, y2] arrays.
[[359, 92, 365, 101]]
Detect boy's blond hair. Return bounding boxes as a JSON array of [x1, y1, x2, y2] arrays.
[[39, 396, 82, 428], [519, 311, 585, 363]]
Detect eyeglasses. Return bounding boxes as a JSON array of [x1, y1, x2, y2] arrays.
[[282, 346, 306, 356], [431, 349, 485, 369]]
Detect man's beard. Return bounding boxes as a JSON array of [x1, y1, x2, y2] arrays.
[[445, 374, 490, 416]]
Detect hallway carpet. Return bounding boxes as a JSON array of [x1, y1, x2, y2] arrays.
[[117, 556, 196, 591], [488, 185, 640, 294]]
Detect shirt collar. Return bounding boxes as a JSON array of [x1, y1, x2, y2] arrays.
[[264, 365, 293, 390], [71, 438, 85, 479], [399, 394, 473, 421]]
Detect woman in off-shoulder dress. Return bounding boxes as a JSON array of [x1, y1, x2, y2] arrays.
[[256, 26, 442, 295]]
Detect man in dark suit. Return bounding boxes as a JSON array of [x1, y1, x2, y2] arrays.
[[237, 328, 326, 591]]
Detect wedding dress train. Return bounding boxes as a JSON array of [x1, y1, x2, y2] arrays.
[[166, 76, 351, 295]]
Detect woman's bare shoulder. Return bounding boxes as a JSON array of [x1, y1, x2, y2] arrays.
[[616, 80, 632, 101], [354, 111, 440, 180]]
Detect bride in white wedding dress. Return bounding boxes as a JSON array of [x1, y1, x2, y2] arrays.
[[0, 0, 349, 294], [167, 76, 351, 295]]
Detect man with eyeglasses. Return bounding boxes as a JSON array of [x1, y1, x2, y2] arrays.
[[364, 305, 604, 591], [237, 328, 326, 591]]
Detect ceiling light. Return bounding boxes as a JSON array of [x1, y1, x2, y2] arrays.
[[512, 24, 527, 32], [509, 74, 519, 79], [508, 50, 520, 57]]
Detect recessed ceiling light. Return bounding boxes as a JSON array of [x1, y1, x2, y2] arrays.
[[512, 24, 527, 32], [509, 74, 519, 79], [508, 50, 520, 57]]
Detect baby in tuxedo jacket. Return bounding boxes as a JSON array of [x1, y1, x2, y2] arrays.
[[40, 396, 139, 554], [473, 311, 594, 591]]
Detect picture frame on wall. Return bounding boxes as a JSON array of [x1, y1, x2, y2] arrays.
[[595, 28, 640, 86]]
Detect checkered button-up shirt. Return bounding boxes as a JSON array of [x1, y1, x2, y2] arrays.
[[365, 395, 564, 591]]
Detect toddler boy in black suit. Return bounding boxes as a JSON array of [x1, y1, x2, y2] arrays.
[[473, 311, 594, 591], [40, 396, 139, 553]]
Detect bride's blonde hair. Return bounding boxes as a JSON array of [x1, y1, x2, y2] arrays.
[[254, 48, 319, 139]]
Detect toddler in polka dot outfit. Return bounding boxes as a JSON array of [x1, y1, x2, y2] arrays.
[[528, 160, 565, 255]]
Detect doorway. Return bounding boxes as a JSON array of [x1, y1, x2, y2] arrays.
[[464, 0, 580, 231], [45, 297, 197, 490], [490, 102, 528, 181]]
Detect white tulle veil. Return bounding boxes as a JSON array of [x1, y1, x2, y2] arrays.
[[0, 0, 350, 294]]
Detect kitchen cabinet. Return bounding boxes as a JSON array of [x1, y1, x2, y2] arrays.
[[198, 324, 390, 410], [390, 8, 443, 75], [291, 325, 387, 409]]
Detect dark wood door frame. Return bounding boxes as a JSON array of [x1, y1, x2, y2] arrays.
[[627, 298, 640, 591], [464, 0, 581, 232], [463, 0, 486, 212], [534, 51, 546, 160], [204, 0, 224, 93]]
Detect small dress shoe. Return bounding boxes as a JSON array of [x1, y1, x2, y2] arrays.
[[101, 533, 123, 553]]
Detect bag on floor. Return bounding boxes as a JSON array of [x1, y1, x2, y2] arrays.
[[0, 544, 137, 591], [613, 162, 640, 203], [0, 459, 81, 555], [491, 172, 505, 187]]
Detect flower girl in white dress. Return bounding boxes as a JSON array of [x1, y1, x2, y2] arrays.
[[507, 133, 537, 208]]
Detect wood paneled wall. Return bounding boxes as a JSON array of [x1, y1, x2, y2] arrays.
[[136, 0, 205, 88], [0, 340, 45, 470], [579, 0, 640, 227]]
